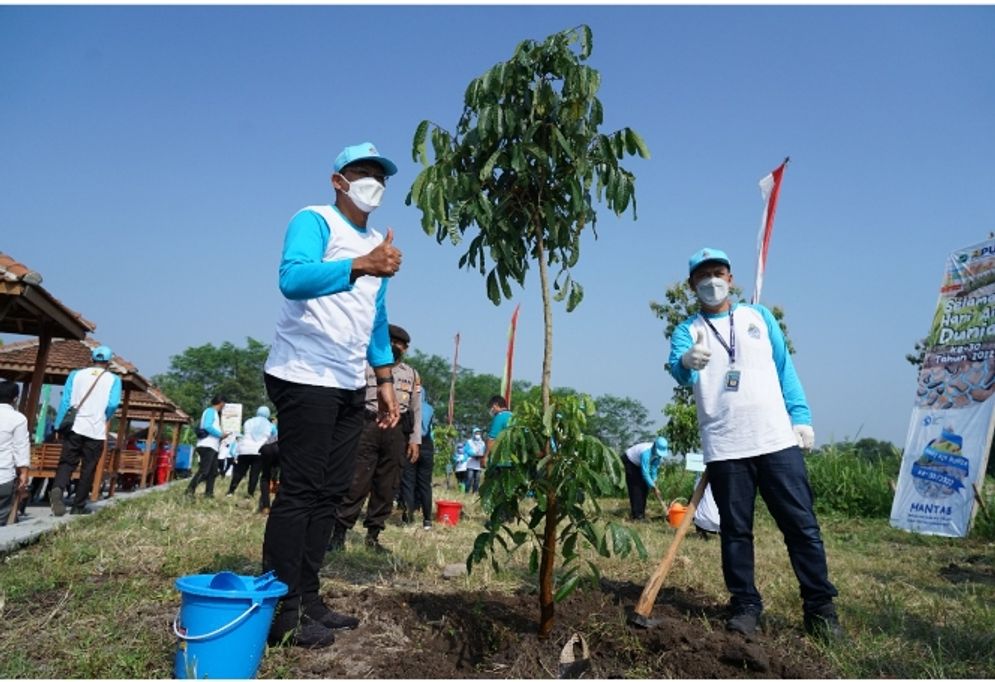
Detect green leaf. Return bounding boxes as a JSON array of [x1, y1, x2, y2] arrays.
[[486, 269, 501, 305], [554, 573, 580, 603], [625, 128, 651, 159], [566, 281, 584, 312], [412, 120, 430, 164], [529, 546, 539, 573]]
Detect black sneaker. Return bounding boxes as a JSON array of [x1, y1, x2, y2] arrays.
[[49, 487, 66, 517], [804, 608, 845, 642], [422, 519, 432, 530], [268, 620, 336, 649], [365, 534, 391, 554], [726, 607, 762, 636], [303, 601, 360, 630], [328, 525, 346, 552], [69, 506, 93, 515]]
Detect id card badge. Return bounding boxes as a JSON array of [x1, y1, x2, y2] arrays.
[[724, 370, 741, 392]]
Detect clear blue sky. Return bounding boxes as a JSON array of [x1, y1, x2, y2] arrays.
[[2, 5, 994, 448]]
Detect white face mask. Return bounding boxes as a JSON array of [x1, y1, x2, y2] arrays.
[[341, 176, 384, 213], [696, 277, 730, 307]]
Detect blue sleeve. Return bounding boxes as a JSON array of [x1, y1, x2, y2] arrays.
[[202, 408, 223, 437], [278, 210, 355, 300], [366, 278, 392, 367], [104, 375, 122, 420], [753, 304, 812, 425], [639, 449, 657, 488], [55, 370, 76, 427], [668, 318, 697, 386]]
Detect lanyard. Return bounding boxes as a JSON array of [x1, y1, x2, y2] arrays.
[[700, 308, 735, 364]]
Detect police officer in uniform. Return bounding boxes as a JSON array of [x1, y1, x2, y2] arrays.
[[330, 324, 421, 553]]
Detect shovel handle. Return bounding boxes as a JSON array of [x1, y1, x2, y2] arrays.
[[634, 471, 709, 618]]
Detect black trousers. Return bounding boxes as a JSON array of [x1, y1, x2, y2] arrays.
[[228, 454, 262, 495], [622, 455, 649, 519], [262, 373, 365, 633], [400, 438, 434, 522], [53, 431, 104, 509], [257, 442, 279, 512], [335, 417, 406, 534], [0, 479, 17, 526], [186, 447, 220, 497]]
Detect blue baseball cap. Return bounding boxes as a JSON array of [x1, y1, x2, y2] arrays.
[[91, 345, 113, 362], [333, 142, 398, 177], [654, 436, 668, 454], [688, 247, 731, 276]]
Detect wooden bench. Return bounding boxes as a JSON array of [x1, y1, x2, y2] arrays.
[[108, 448, 152, 495], [28, 442, 106, 501]]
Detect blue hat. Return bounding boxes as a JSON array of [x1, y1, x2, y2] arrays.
[[91, 345, 112, 362], [688, 247, 731, 276], [257, 406, 271, 419], [472, 426, 482, 433], [653, 436, 668, 454], [334, 142, 398, 177]]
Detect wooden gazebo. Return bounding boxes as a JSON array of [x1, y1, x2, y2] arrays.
[[110, 385, 191, 492], [0, 251, 95, 434], [0, 337, 150, 501]]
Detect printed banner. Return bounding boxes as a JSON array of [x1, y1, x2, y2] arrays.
[[891, 238, 995, 537], [221, 403, 243, 435]]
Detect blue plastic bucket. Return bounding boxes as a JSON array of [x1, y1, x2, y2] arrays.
[[173, 571, 288, 679]]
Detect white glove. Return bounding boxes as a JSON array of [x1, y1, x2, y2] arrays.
[[794, 424, 815, 450], [681, 328, 712, 371]]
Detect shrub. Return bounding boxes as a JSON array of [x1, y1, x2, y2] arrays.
[[806, 441, 902, 517]]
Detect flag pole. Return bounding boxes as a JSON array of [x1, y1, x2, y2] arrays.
[[448, 332, 460, 426], [501, 304, 521, 409], [751, 156, 790, 305]]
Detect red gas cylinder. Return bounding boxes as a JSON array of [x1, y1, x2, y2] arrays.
[[155, 450, 172, 485]]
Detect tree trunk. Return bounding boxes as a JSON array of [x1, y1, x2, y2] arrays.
[[534, 224, 557, 638], [538, 492, 558, 639]]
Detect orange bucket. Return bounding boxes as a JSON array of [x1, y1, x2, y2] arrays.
[[435, 500, 463, 526], [667, 499, 688, 528]]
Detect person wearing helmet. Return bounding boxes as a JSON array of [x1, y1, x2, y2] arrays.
[[49, 344, 122, 516], [228, 405, 273, 497], [621, 436, 669, 521]]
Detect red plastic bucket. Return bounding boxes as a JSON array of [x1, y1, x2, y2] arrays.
[[435, 500, 463, 526]]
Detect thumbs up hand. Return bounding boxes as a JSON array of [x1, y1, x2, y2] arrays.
[[354, 228, 402, 278], [681, 328, 712, 370]]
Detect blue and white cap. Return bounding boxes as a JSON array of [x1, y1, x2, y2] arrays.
[[688, 247, 731, 276], [91, 345, 113, 362], [333, 142, 398, 176]]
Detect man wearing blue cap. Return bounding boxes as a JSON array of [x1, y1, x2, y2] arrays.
[[621, 436, 669, 521], [668, 248, 842, 641], [50, 344, 122, 516], [261, 141, 403, 648]]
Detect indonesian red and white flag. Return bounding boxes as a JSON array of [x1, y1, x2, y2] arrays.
[[751, 157, 789, 305], [500, 304, 521, 408]]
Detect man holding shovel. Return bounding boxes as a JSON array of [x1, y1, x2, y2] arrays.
[[668, 247, 842, 641]]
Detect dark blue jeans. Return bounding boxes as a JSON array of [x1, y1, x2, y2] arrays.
[[707, 446, 837, 614]]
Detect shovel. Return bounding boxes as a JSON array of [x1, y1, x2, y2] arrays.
[[628, 470, 709, 629]]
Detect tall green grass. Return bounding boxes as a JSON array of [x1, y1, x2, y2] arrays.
[[806, 441, 901, 517]]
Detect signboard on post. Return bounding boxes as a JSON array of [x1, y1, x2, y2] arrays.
[[891, 237, 995, 537], [221, 403, 243, 435]]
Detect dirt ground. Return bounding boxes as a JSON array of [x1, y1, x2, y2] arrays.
[[264, 580, 834, 679]]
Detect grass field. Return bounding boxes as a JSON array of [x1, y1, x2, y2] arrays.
[[0, 478, 993, 678]]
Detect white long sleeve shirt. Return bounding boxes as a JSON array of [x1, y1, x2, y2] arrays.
[[0, 403, 30, 485]]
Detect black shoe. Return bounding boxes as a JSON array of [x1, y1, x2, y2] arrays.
[[726, 607, 762, 636], [365, 534, 391, 554], [268, 620, 336, 649], [400, 511, 412, 524], [328, 524, 346, 551], [69, 506, 93, 516], [804, 607, 845, 642], [422, 519, 432, 530], [631, 514, 645, 522], [49, 487, 66, 517], [303, 601, 360, 630]]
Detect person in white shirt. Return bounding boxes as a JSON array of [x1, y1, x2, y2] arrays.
[[185, 395, 230, 498], [50, 345, 122, 516], [228, 406, 272, 497], [0, 381, 30, 526]]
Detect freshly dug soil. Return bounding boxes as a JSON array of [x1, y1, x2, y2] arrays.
[[266, 580, 834, 678]]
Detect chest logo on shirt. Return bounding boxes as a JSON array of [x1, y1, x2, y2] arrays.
[[747, 323, 762, 339]]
